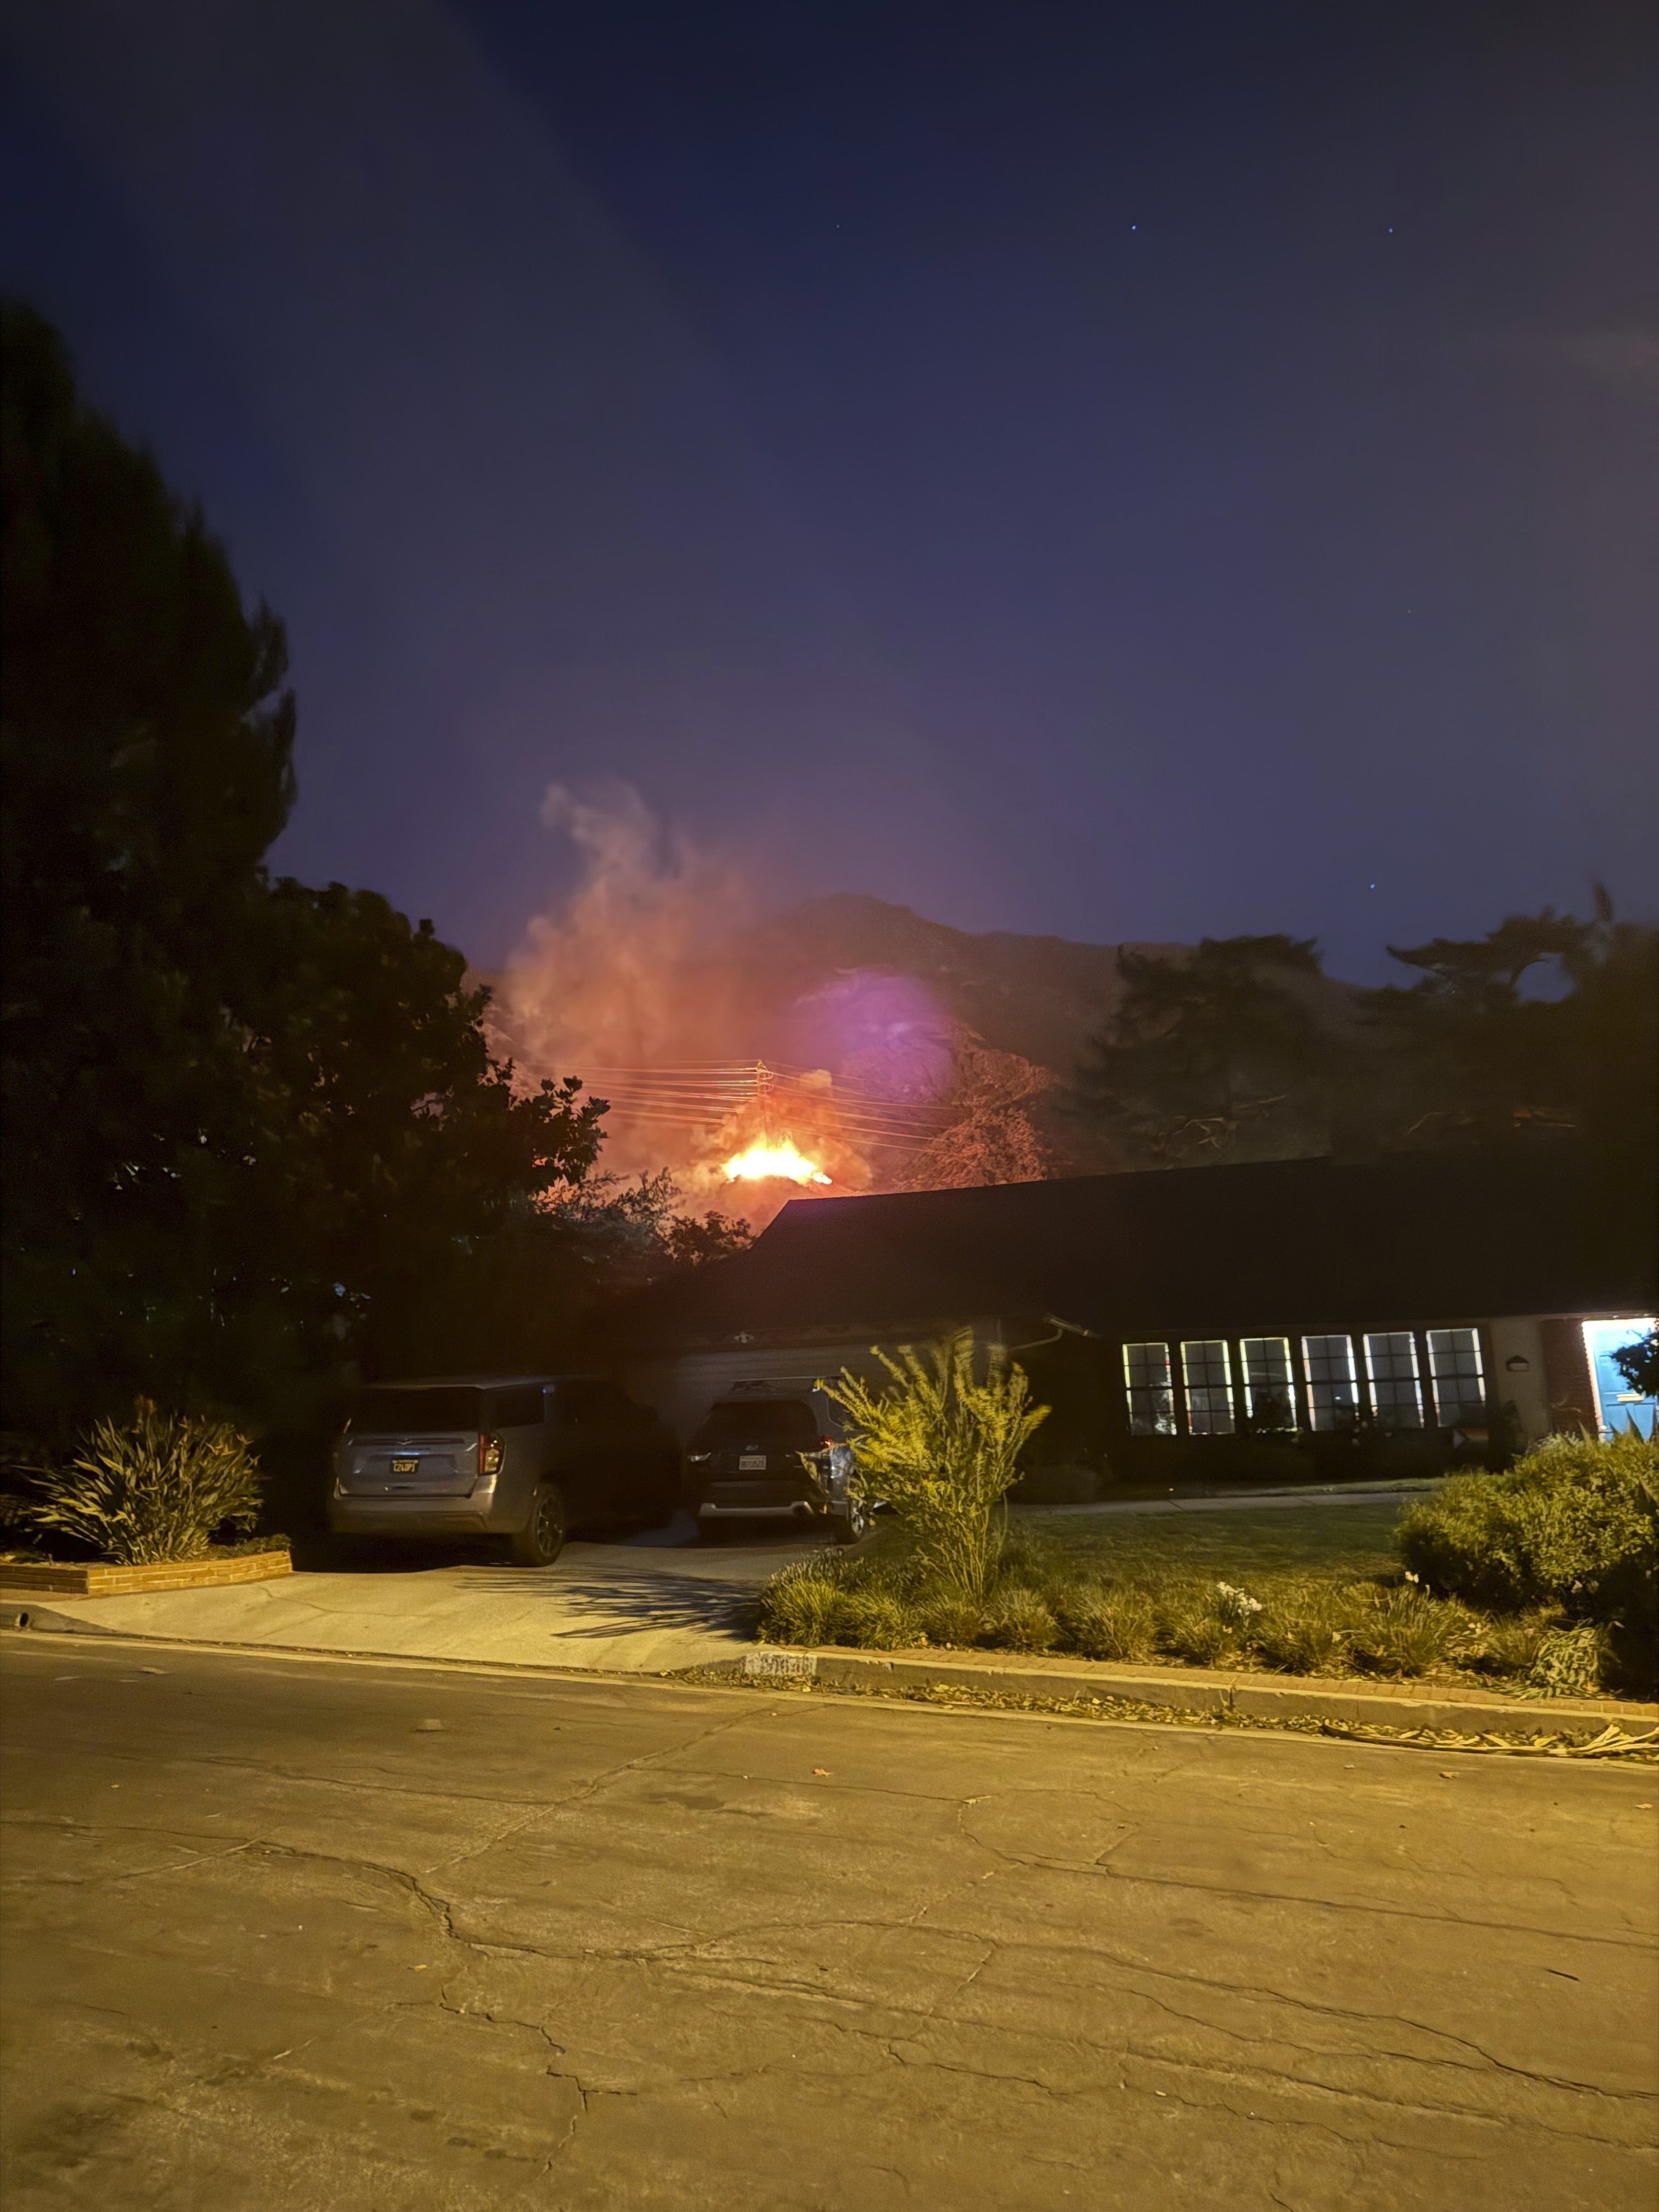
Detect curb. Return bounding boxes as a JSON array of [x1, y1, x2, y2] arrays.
[[0, 1601, 122, 1637], [740, 1645, 1659, 1738]]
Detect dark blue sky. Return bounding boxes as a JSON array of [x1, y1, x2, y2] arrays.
[[4, 1, 1655, 978]]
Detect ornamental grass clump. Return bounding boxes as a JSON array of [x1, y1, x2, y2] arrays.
[[979, 1584, 1059, 1652], [1156, 1585, 1241, 1669], [832, 1588, 921, 1650], [1251, 1584, 1353, 1675], [917, 1593, 987, 1648], [23, 1401, 262, 1565], [822, 1330, 1048, 1604], [759, 1556, 850, 1647], [1056, 1584, 1159, 1663], [1346, 1586, 1465, 1678]]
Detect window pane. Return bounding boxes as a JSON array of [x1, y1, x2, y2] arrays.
[[1301, 1334, 1358, 1432], [487, 1385, 549, 1429], [1241, 1336, 1295, 1429], [348, 1386, 482, 1434], [1427, 1328, 1486, 1429], [1181, 1339, 1235, 1436], [1363, 1333, 1423, 1430], [1121, 1342, 1175, 1435]]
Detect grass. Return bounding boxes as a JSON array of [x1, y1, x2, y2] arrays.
[[755, 1496, 1656, 1701], [1023, 1499, 1405, 1582]]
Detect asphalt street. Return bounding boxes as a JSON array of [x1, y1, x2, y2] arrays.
[[1, 1635, 1654, 2211]]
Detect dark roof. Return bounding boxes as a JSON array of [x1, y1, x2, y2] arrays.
[[606, 1146, 1651, 1352]]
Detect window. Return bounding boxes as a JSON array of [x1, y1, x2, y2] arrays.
[[1122, 1342, 1175, 1435], [348, 1386, 484, 1435], [1181, 1340, 1235, 1435], [1428, 1328, 1486, 1429], [487, 1385, 550, 1429], [1302, 1335, 1359, 1431], [1363, 1333, 1423, 1430], [1240, 1337, 1295, 1429], [692, 1400, 821, 1448]]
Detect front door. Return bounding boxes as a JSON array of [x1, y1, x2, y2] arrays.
[[1584, 1318, 1657, 1439]]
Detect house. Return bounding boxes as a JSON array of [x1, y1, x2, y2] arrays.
[[603, 1145, 1656, 1466]]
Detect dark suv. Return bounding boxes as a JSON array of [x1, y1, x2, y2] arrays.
[[686, 1389, 867, 1544], [330, 1374, 679, 1564]]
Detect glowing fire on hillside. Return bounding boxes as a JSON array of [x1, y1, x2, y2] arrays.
[[723, 1137, 833, 1187]]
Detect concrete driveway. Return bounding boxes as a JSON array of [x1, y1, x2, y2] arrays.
[[2, 1635, 1654, 2211], [0, 1516, 815, 1673]]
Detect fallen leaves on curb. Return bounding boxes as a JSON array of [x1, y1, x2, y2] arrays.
[[667, 1664, 1659, 1760]]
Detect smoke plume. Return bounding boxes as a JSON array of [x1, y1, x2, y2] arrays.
[[489, 782, 749, 1090]]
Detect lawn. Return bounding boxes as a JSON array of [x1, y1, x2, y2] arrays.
[[1023, 1499, 1405, 1585]]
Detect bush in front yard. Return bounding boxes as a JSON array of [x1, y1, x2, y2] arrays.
[[1396, 1430, 1658, 1620], [821, 1331, 1048, 1602], [21, 1401, 262, 1565]]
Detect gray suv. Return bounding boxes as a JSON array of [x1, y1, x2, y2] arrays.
[[330, 1374, 678, 1564]]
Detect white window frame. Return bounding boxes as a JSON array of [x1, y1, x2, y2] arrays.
[[1240, 1336, 1296, 1429], [1427, 1327, 1486, 1430], [1363, 1331, 1424, 1430], [1181, 1339, 1235, 1436], [1122, 1341, 1176, 1435], [1302, 1333, 1360, 1432]]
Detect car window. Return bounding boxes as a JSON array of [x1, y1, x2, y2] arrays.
[[692, 1400, 821, 1448], [486, 1385, 548, 1428], [349, 1387, 482, 1434]]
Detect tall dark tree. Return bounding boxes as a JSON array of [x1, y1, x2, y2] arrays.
[[0, 306, 608, 1438], [1070, 935, 1337, 1166], [3, 303, 300, 1432]]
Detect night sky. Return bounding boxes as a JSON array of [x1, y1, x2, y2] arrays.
[[4, 1, 1655, 980]]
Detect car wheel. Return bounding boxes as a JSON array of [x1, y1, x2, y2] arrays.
[[830, 1497, 870, 1546], [511, 1483, 567, 1566]]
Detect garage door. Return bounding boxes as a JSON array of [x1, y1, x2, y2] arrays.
[[625, 1341, 900, 1443]]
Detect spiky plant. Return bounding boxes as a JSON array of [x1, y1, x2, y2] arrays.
[[24, 1401, 262, 1565]]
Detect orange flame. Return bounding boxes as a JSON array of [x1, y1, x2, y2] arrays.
[[724, 1137, 832, 1187]]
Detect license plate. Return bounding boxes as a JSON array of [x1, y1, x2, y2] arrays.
[[738, 1454, 767, 1471], [391, 1456, 419, 1476]]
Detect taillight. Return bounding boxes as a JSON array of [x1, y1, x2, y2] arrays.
[[478, 1434, 504, 1477], [819, 1436, 836, 1450]]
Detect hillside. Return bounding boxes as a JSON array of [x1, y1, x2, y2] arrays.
[[713, 894, 1181, 1075]]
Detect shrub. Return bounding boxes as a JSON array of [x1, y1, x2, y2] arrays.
[[1397, 1430, 1658, 1618], [979, 1584, 1059, 1652], [1347, 1587, 1464, 1678], [21, 1402, 262, 1565], [822, 1331, 1048, 1602], [1057, 1584, 1159, 1662]]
